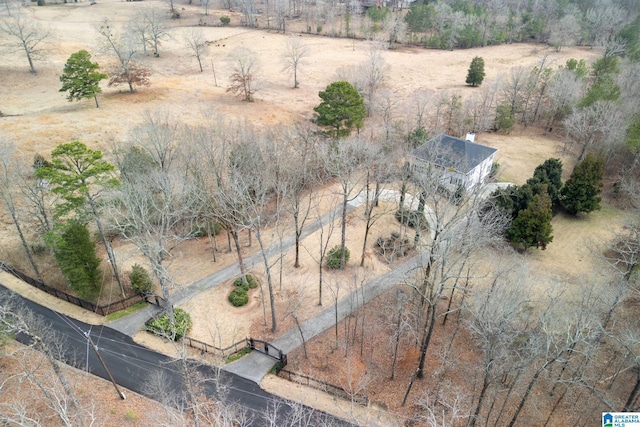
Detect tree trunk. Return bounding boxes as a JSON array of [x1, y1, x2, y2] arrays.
[[414, 191, 426, 245], [293, 315, 307, 358], [230, 228, 247, 278], [507, 359, 556, 427], [256, 230, 277, 332], [340, 189, 348, 269], [318, 259, 323, 306], [94, 96, 100, 108], [87, 195, 125, 298], [361, 179, 374, 267], [294, 211, 301, 268], [25, 46, 36, 73], [469, 368, 492, 427], [416, 296, 437, 379], [207, 226, 217, 263], [10, 210, 43, 283], [391, 307, 403, 380]]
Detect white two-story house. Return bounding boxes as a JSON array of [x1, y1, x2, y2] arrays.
[[410, 133, 497, 192]]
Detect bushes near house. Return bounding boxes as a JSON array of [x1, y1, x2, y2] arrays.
[[228, 274, 258, 306], [326, 245, 350, 269], [146, 308, 192, 341], [395, 207, 427, 230]]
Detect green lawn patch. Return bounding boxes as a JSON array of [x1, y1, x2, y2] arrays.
[[225, 346, 252, 363], [104, 301, 148, 322]]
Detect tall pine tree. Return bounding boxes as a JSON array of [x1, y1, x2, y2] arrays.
[[466, 56, 485, 87], [59, 50, 107, 108], [508, 190, 553, 251], [561, 152, 604, 215], [51, 221, 102, 301]]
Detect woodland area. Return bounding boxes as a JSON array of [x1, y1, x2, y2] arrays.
[[1, 0, 640, 425]]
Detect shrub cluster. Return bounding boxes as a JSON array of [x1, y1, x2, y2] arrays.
[[146, 308, 192, 341], [376, 232, 411, 260], [395, 208, 427, 230], [326, 245, 350, 269], [228, 274, 258, 307]]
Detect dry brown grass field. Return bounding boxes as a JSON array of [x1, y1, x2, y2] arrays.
[[0, 0, 629, 424]]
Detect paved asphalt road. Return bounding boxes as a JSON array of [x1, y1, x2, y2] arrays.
[[0, 284, 352, 426]]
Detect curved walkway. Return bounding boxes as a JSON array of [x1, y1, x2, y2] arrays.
[[106, 187, 437, 336], [105, 201, 360, 336]]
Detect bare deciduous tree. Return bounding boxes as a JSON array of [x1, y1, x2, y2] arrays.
[[97, 20, 150, 93], [322, 137, 370, 269], [360, 141, 395, 267], [305, 190, 338, 306], [275, 125, 323, 268], [0, 141, 42, 282], [184, 29, 207, 72], [548, 8, 581, 52], [109, 113, 198, 322], [227, 47, 260, 101], [500, 66, 528, 118], [412, 384, 471, 427], [401, 164, 510, 405], [361, 45, 387, 115], [545, 68, 585, 133], [282, 38, 308, 88], [0, 7, 51, 73], [0, 293, 93, 427], [563, 100, 626, 163], [238, 0, 257, 27], [142, 8, 170, 57], [466, 263, 533, 426]]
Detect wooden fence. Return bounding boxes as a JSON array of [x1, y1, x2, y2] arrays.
[[0, 262, 147, 316], [182, 335, 250, 359], [278, 369, 369, 406]]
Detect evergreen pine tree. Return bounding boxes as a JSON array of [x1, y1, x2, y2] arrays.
[[465, 56, 485, 87], [313, 81, 366, 138], [59, 50, 108, 108], [53, 221, 102, 300], [508, 190, 554, 250], [561, 152, 604, 215], [528, 158, 563, 211]]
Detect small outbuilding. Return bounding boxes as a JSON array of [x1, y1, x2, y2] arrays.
[[410, 133, 497, 192]]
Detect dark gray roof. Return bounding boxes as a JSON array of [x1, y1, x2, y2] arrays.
[[410, 134, 497, 174]]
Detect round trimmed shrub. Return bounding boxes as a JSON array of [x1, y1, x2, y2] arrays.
[[229, 287, 249, 306], [326, 245, 350, 269], [146, 308, 192, 341], [220, 16, 231, 26]]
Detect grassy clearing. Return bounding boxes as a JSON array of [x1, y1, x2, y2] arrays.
[[104, 301, 148, 322], [225, 346, 251, 364]]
